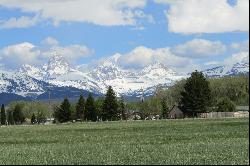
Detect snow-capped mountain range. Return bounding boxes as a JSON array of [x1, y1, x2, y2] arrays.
[[17, 54, 185, 97], [0, 53, 249, 102], [202, 62, 249, 78]]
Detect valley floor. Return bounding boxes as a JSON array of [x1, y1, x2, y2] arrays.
[[0, 118, 249, 165]]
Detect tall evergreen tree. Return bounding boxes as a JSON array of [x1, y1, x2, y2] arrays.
[[102, 86, 119, 121], [85, 93, 96, 121], [119, 96, 126, 120], [95, 98, 104, 120], [180, 70, 212, 117], [55, 98, 71, 123], [75, 95, 85, 120], [13, 104, 25, 124], [1, 104, 6, 125], [7, 111, 14, 125], [161, 98, 169, 119], [31, 113, 36, 124]]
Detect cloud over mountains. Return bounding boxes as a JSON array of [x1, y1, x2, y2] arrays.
[[0, 37, 248, 73], [0, 38, 93, 69], [156, 0, 249, 34]]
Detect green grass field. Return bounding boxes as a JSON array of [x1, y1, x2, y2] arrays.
[[0, 118, 249, 165]]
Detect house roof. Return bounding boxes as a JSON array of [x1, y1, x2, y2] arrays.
[[169, 105, 182, 113], [236, 106, 249, 111]]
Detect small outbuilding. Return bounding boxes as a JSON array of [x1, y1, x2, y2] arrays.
[[236, 106, 249, 112], [168, 105, 184, 119]]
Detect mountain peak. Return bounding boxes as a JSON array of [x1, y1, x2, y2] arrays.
[[20, 64, 37, 71], [141, 62, 176, 76], [146, 61, 167, 69], [49, 54, 66, 62], [99, 54, 121, 67], [42, 54, 71, 79], [19, 64, 44, 80]]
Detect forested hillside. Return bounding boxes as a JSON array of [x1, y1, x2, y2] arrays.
[[127, 75, 249, 116]]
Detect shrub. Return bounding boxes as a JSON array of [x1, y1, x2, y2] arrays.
[[216, 97, 236, 112]]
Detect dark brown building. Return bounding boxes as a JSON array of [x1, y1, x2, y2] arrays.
[[168, 105, 184, 119]]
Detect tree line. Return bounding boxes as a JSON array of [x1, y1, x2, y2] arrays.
[[0, 86, 126, 125], [1, 71, 249, 125], [1, 103, 25, 125], [128, 71, 249, 118], [0, 101, 52, 125]]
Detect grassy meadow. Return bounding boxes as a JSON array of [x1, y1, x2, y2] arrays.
[[0, 118, 249, 165]]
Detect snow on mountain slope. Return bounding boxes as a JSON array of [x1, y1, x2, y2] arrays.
[[19, 54, 103, 93], [47, 69, 103, 94], [19, 54, 71, 80], [203, 51, 249, 77], [98, 61, 186, 96], [42, 55, 71, 79], [20, 64, 44, 80], [3, 50, 249, 99], [8, 51, 249, 99], [203, 62, 249, 78], [202, 66, 225, 78], [227, 62, 249, 76], [88, 54, 133, 81], [0, 69, 46, 97], [16, 54, 186, 97]]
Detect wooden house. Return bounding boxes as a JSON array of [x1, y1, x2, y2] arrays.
[[168, 105, 184, 119]]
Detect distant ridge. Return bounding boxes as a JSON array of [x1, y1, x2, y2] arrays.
[[0, 53, 249, 104]]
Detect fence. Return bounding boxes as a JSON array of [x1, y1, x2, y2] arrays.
[[198, 111, 249, 119]]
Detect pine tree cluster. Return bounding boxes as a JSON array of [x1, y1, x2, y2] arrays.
[[54, 86, 125, 123]]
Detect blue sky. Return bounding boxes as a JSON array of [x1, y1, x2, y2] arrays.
[[0, 0, 249, 72]]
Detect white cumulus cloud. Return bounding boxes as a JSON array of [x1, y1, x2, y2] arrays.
[[155, 0, 249, 34], [0, 0, 150, 27], [224, 51, 249, 66], [117, 46, 200, 72], [42, 45, 93, 63], [0, 14, 40, 29], [204, 51, 249, 69], [41, 37, 59, 47], [172, 39, 227, 58], [230, 40, 249, 52], [0, 38, 93, 69], [0, 42, 41, 68]]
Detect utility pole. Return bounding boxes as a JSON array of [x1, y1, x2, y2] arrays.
[[47, 88, 53, 121], [154, 85, 160, 98], [48, 89, 51, 106], [141, 87, 144, 103]]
